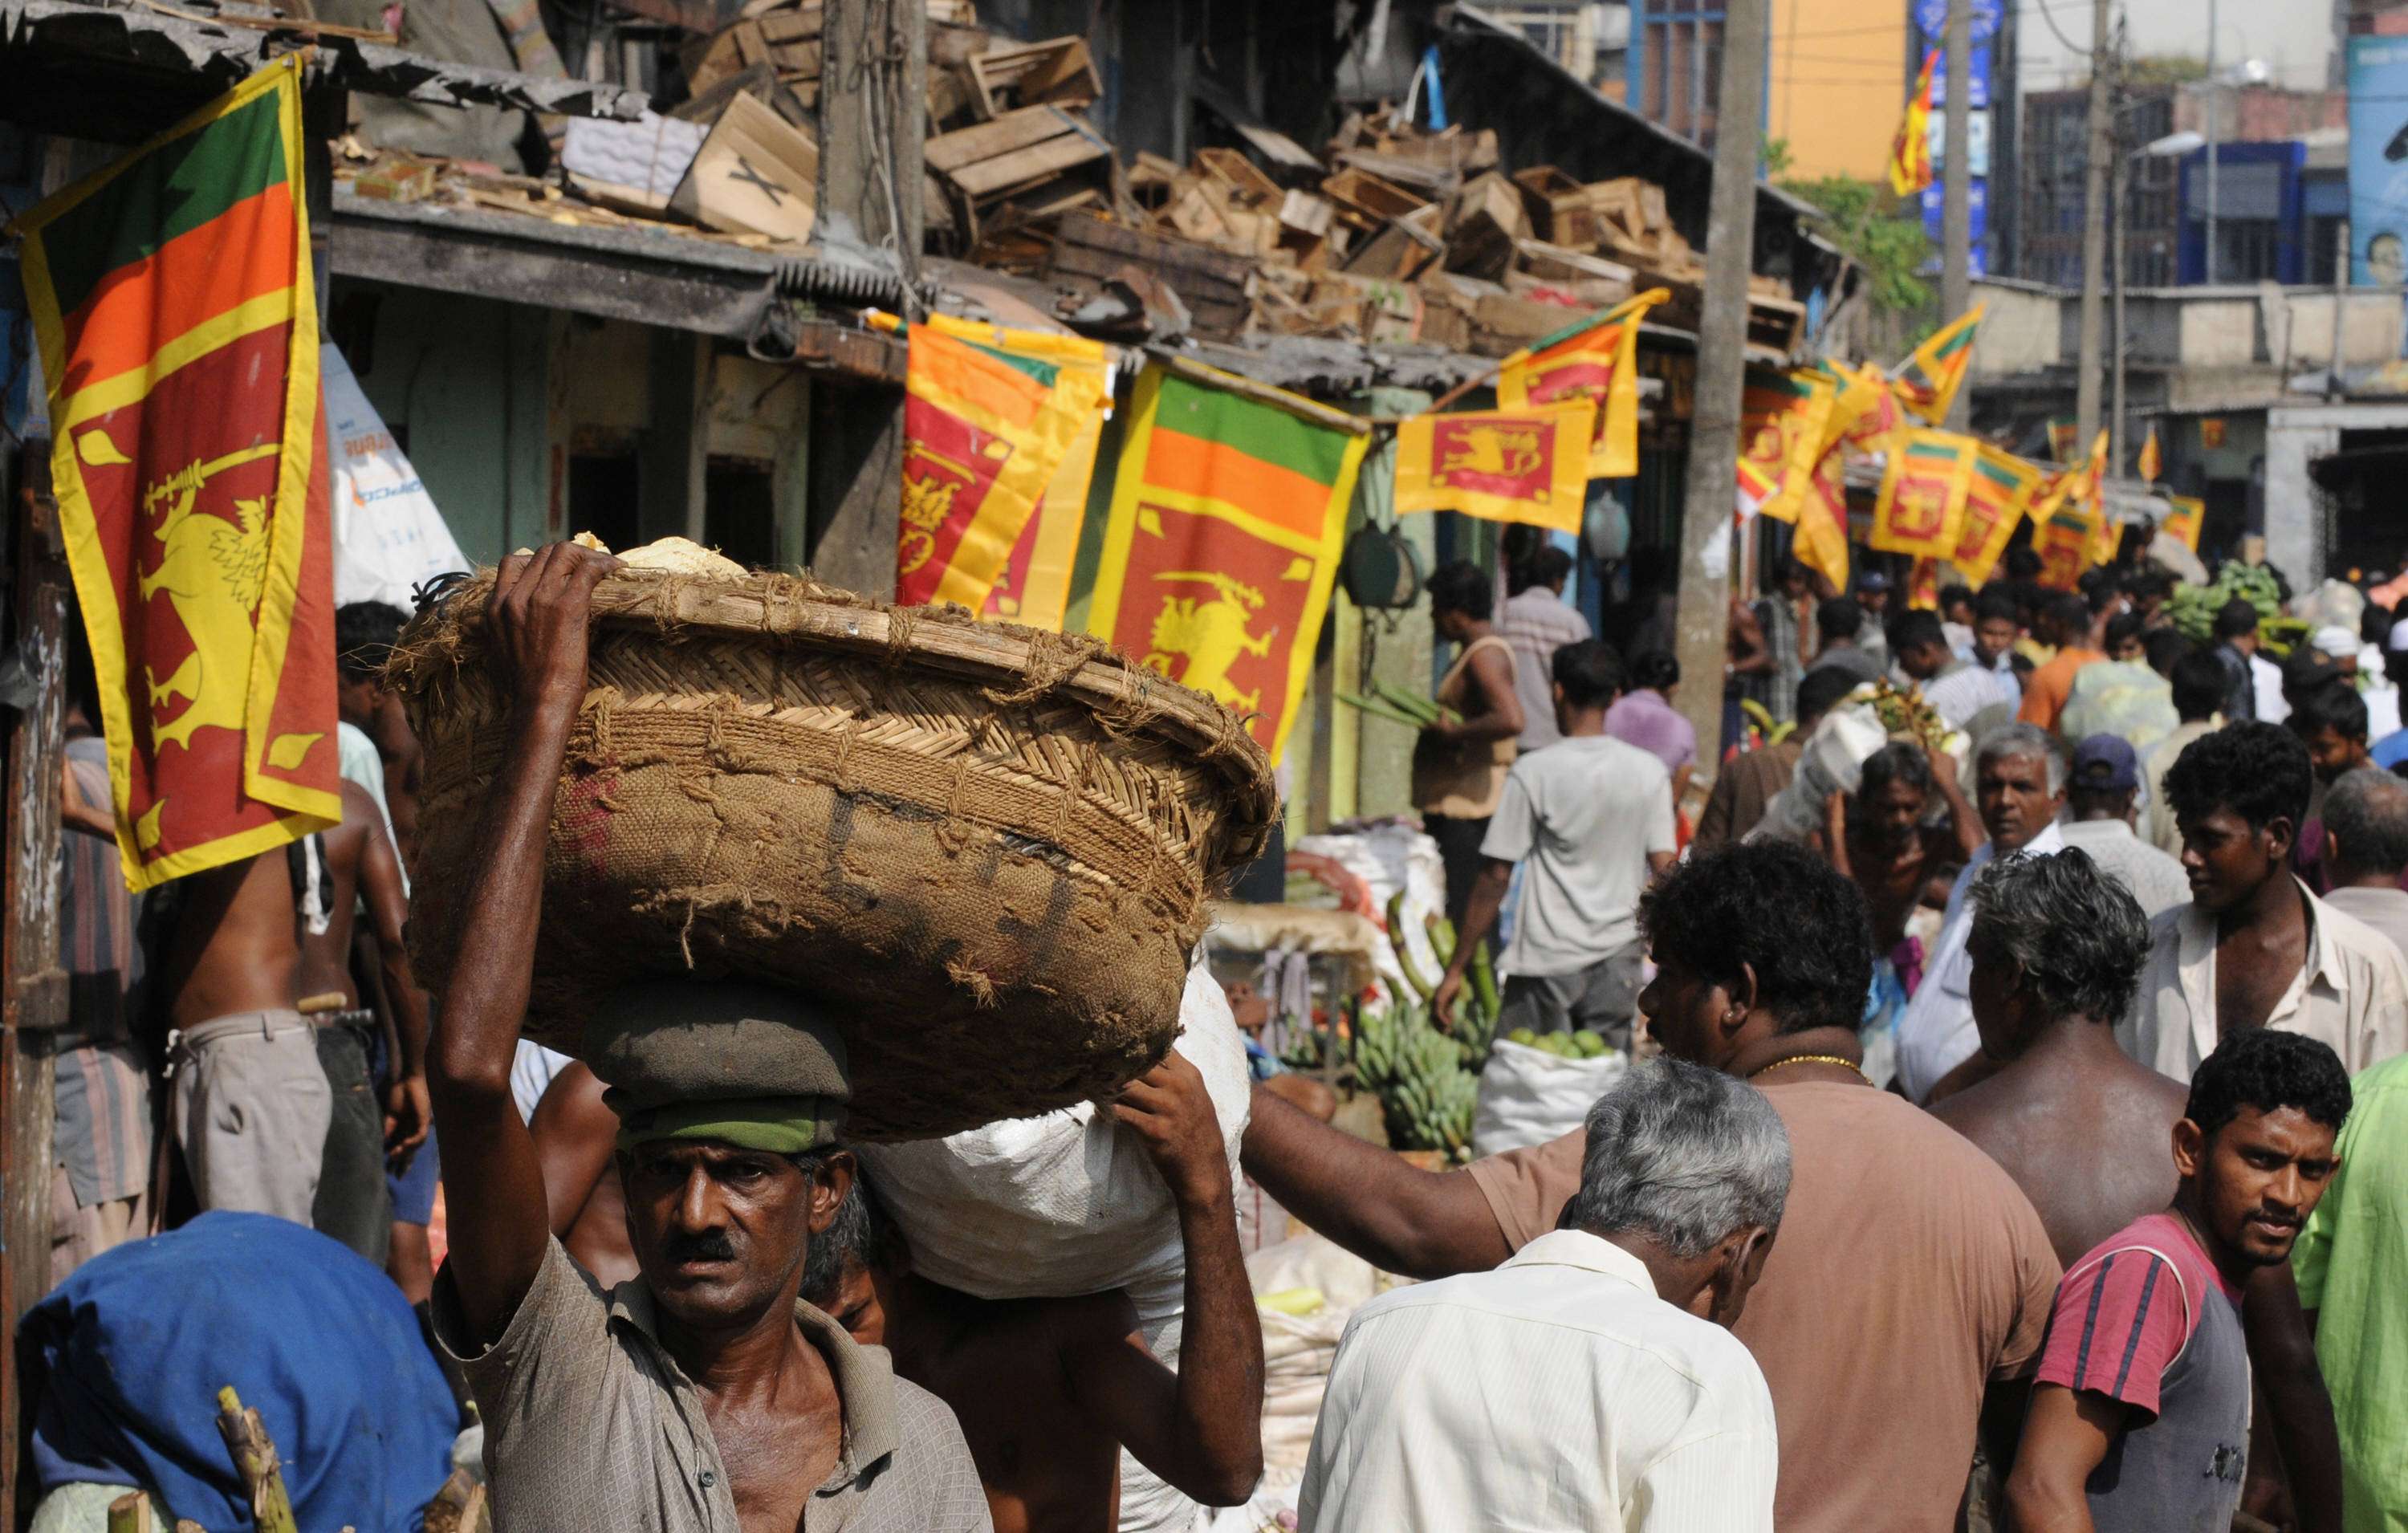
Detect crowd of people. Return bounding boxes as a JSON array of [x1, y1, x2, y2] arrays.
[[22, 530, 2408, 1533]]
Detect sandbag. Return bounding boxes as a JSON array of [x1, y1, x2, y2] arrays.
[[1470, 1038, 1627, 1157], [1746, 694, 1889, 844], [859, 962, 1251, 1530]]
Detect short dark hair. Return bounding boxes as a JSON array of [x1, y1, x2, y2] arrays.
[[2044, 592, 2091, 635], [1526, 545, 1574, 588], [799, 1164, 899, 1309], [2321, 767, 2408, 876], [1857, 740, 1934, 801], [2213, 599, 2260, 641], [2105, 611, 2146, 651], [1639, 841, 1873, 1036], [1939, 584, 1976, 616], [1794, 666, 1861, 726], [2170, 649, 2227, 722], [1631, 649, 1680, 691], [1816, 596, 1864, 645], [1426, 559, 1492, 620], [2164, 722, 2314, 834], [1973, 589, 2019, 626], [1553, 639, 1625, 710], [335, 601, 409, 682], [1887, 608, 1946, 656], [2292, 681, 2369, 743], [2143, 627, 2194, 680], [2183, 1028, 2352, 1143], [1969, 849, 2151, 1024], [2005, 547, 2044, 581]]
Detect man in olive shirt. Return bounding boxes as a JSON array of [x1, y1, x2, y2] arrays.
[[1243, 842, 2063, 1533], [425, 543, 990, 1533]]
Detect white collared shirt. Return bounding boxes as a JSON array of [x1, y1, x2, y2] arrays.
[[2120, 880, 2408, 1081], [1297, 1229, 1777, 1533], [1896, 822, 2068, 1103]]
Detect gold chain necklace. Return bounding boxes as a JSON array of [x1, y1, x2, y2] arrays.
[[1748, 1054, 1873, 1084]]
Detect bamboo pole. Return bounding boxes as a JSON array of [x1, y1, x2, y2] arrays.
[[214, 1387, 299, 1533], [106, 1493, 150, 1533]]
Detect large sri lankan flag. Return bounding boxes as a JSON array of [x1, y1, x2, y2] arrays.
[[13, 55, 340, 888], [1496, 288, 1669, 479], [1392, 401, 1592, 533], [1086, 361, 1371, 766], [1950, 445, 2048, 586], [897, 319, 1104, 611], [1892, 303, 1983, 426], [1870, 429, 1978, 559], [1735, 368, 1836, 525]]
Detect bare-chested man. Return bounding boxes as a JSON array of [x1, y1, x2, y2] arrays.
[[1934, 848, 2346, 1531], [296, 779, 429, 1264], [160, 851, 325, 1223], [1822, 741, 1980, 955], [800, 1064, 1263, 1533]]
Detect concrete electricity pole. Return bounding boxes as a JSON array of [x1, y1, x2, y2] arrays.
[[2073, 0, 2112, 451], [1670, 0, 1769, 774], [1942, 0, 1971, 429]]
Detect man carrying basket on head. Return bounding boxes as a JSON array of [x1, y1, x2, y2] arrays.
[[424, 542, 992, 1532]]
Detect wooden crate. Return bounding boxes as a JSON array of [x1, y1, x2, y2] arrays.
[[1320, 166, 1424, 233], [1343, 203, 1443, 281], [927, 105, 1112, 204], [1444, 171, 1527, 280], [1047, 211, 1254, 340], [1511, 165, 1600, 251], [966, 35, 1101, 119], [1747, 294, 1808, 360], [1514, 238, 1635, 288], [1194, 146, 1281, 209]]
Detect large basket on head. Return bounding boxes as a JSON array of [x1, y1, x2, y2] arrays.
[[388, 565, 1278, 1142]]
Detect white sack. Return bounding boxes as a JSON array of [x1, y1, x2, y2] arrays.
[[323, 342, 469, 611], [1470, 1038, 1627, 1157]]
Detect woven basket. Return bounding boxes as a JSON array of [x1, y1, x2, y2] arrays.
[[388, 567, 1277, 1141]]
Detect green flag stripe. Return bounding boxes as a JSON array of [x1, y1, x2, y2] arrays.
[[41, 91, 288, 320], [1155, 371, 1349, 486], [966, 338, 1061, 387]]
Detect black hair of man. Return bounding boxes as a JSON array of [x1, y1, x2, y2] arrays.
[[1887, 608, 1948, 657], [1552, 638, 1625, 710], [2044, 592, 2092, 638], [1425, 559, 1492, 621], [1526, 545, 1575, 589], [1939, 584, 1976, 616], [2361, 601, 2395, 648], [335, 600, 410, 683], [1632, 649, 1680, 692], [2183, 1028, 2353, 1144], [1637, 840, 1874, 1036], [2104, 611, 2146, 653], [2293, 681, 2370, 745], [2005, 547, 2044, 581], [1793, 665, 1862, 728], [1816, 596, 1864, 645], [2143, 626, 2194, 680], [2170, 649, 2228, 723], [2077, 567, 2117, 614], [2212, 598, 2260, 643], [2164, 720, 2314, 836], [1772, 555, 1805, 586], [1857, 739, 1936, 800], [2322, 768, 2408, 879], [1973, 588, 2020, 626], [1969, 848, 2152, 1024]]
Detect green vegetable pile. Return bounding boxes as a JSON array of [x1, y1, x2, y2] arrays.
[[2166, 564, 2310, 657], [1336, 680, 1461, 732], [1503, 1027, 1610, 1059]]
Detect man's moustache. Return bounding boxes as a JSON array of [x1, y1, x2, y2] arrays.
[[666, 1230, 738, 1263]]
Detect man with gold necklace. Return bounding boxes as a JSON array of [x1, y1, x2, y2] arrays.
[[1243, 841, 2063, 1533]]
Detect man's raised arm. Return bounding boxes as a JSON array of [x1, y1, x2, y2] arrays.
[[429, 542, 617, 1344]]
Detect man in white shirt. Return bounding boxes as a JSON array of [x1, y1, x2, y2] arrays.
[[1896, 723, 2068, 1103], [2317, 766, 2408, 965], [2121, 721, 2408, 1080], [2059, 734, 2192, 918], [1434, 640, 1678, 1047], [1297, 1057, 1788, 1533], [1495, 546, 1592, 752]]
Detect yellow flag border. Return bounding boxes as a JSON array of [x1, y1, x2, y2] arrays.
[[19, 55, 335, 888], [1955, 445, 2047, 587]]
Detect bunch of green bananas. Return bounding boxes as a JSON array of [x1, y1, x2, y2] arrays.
[[1387, 893, 1502, 1073], [1503, 1027, 1612, 1059], [1353, 1001, 1479, 1160], [2166, 564, 2310, 656]]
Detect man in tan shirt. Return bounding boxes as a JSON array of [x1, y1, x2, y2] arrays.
[[1243, 841, 2063, 1533], [425, 543, 990, 1533]]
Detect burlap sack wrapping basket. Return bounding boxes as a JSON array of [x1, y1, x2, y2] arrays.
[[388, 565, 1278, 1141]]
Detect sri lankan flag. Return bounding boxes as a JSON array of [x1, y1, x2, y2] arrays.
[[1952, 446, 2047, 586], [1393, 401, 1592, 531], [1893, 304, 1983, 425], [13, 56, 339, 888], [2138, 425, 2162, 483], [2029, 433, 2111, 590], [1735, 368, 1836, 524], [1496, 288, 1670, 479], [1888, 50, 1938, 197], [897, 315, 1115, 632], [1871, 429, 1978, 559], [1086, 360, 1371, 765], [895, 319, 1106, 611], [2162, 494, 2204, 552]]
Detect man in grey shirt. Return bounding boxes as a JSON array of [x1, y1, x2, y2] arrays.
[[1434, 640, 1678, 1045], [2059, 735, 2193, 920], [425, 543, 990, 1533], [2315, 766, 2408, 966], [1801, 597, 1885, 690]]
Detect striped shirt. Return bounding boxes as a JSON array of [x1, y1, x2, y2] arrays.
[[1921, 657, 2020, 734], [56, 738, 153, 1209], [1299, 1230, 1778, 1532], [1497, 587, 1592, 751]]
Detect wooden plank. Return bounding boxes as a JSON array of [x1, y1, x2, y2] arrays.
[[924, 105, 1078, 173], [1053, 211, 1255, 283], [965, 35, 1099, 118], [947, 128, 1105, 199]]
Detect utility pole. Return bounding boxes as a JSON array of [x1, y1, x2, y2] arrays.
[[1942, 0, 1972, 429], [1670, 0, 1768, 774], [2109, 17, 2128, 475], [2074, 0, 2112, 451], [812, 0, 926, 597], [2204, 0, 2219, 284]]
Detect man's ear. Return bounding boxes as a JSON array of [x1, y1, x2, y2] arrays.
[[2171, 1118, 2207, 1181], [1730, 961, 1763, 1027], [2325, 829, 2347, 871], [811, 1149, 857, 1235], [2265, 815, 2299, 861], [1706, 1224, 1775, 1328]]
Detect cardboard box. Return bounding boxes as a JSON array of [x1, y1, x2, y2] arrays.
[[669, 91, 818, 245], [563, 111, 710, 215]]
